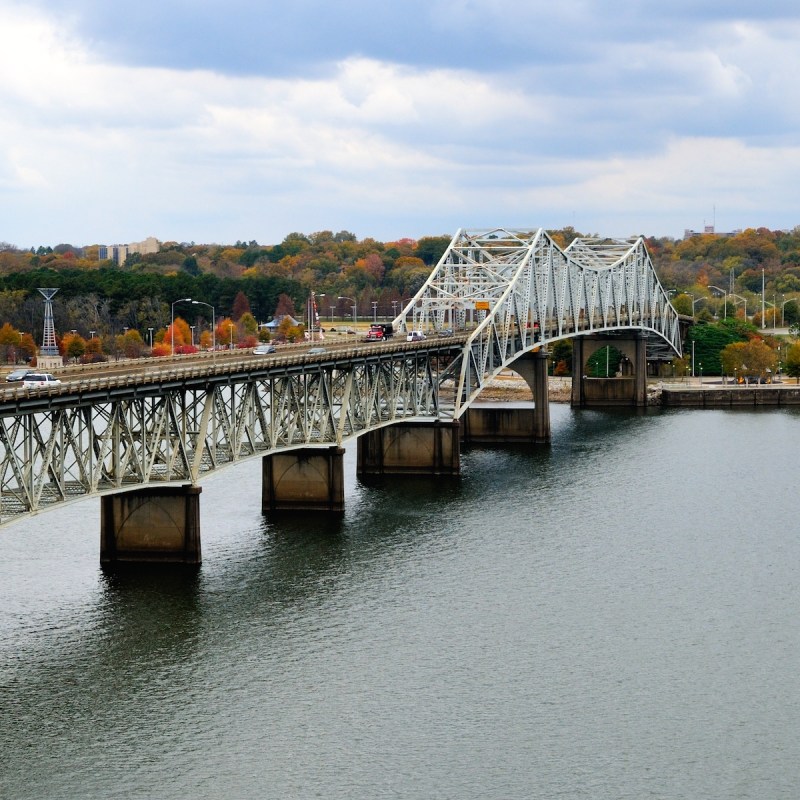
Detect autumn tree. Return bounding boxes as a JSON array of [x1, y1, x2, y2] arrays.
[[720, 339, 776, 382], [232, 290, 251, 321], [165, 317, 191, 351], [0, 322, 21, 363], [274, 293, 297, 320], [216, 317, 237, 348], [62, 331, 86, 362]]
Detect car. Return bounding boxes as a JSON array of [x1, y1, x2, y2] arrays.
[[5, 368, 32, 382], [407, 331, 426, 342], [22, 373, 62, 389], [253, 344, 276, 355], [437, 328, 454, 337], [307, 347, 327, 355]]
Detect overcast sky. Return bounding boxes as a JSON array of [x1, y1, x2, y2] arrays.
[[2, 0, 800, 248]]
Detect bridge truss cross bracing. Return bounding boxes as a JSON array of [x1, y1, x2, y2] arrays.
[[0, 348, 460, 524], [396, 228, 681, 412]]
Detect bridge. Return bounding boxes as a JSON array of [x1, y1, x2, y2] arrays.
[[0, 228, 680, 563]]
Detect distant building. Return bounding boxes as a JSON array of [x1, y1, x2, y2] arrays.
[[98, 236, 160, 264], [683, 225, 742, 240]]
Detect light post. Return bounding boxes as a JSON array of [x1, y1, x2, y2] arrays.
[[392, 300, 399, 318], [171, 297, 192, 355], [147, 327, 153, 348], [191, 300, 215, 352], [190, 325, 195, 347], [372, 301, 378, 323], [699, 362, 703, 383], [338, 296, 356, 326], [781, 296, 793, 327], [89, 330, 95, 340], [709, 285, 727, 320], [691, 339, 695, 377], [730, 293, 747, 321], [762, 298, 775, 332]]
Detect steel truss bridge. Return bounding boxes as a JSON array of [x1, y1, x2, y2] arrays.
[[0, 228, 680, 526]]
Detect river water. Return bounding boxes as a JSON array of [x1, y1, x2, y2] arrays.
[[2, 404, 800, 799]]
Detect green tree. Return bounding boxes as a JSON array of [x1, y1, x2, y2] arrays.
[[784, 342, 800, 383]]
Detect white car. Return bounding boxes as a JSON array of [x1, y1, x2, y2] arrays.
[[407, 331, 426, 342], [22, 373, 62, 389]]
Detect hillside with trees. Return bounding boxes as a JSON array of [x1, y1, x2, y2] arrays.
[[0, 226, 799, 372]]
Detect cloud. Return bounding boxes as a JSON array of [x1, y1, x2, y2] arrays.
[[2, 1, 800, 246]]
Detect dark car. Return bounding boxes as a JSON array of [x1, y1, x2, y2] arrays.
[[307, 347, 327, 355], [6, 368, 32, 382], [253, 344, 276, 355]]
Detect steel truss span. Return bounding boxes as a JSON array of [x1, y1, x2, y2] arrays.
[[0, 347, 464, 523], [396, 228, 681, 412]]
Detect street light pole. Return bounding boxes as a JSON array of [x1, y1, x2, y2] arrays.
[[708, 285, 727, 320], [372, 301, 378, 323], [191, 300, 215, 352], [338, 296, 356, 326], [171, 297, 192, 355], [781, 296, 793, 327], [147, 327, 153, 349]]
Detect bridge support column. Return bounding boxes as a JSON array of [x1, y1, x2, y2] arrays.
[[100, 484, 202, 565], [262, 446, 345, 513], [463, 350, 550, 444], [571, 333, 648, 408], [357, 421, 460, 476]]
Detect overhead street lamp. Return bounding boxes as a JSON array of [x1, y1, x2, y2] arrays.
[[191, 300, 216, 352], [171, 297, 192, 355], [147, 327, 153, 348], [730, 292, 747, 321], [781, 296, 794, 327], [338, 296, 356, 326], [708, 285, 727, 320]]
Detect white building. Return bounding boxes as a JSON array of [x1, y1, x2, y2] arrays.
[[98, 236, 160, 264]]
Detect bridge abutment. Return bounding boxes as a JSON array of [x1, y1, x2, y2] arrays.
[[571, 334, 648, 408], [100, 484, 202, 565], [357, 421, 461, 476], [262, 446, 345, 513]]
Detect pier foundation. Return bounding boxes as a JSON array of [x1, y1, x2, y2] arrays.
[[262, 446, 345, 512], [357, 421, 460, 476], [100, 484, 202, 565]]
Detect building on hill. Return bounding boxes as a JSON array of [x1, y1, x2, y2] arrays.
[[98, 236, 160, 265], [683, 225, 742, 240]]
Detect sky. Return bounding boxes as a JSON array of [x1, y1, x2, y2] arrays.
[[2, 0, 800, 248]]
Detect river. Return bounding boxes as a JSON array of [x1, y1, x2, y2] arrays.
[[2, 404, 799, 799]]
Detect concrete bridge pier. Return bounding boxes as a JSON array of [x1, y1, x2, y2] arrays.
[[100, 484, 202, 565], [462, 350, 551, 444], [262, 446, 345, 513], [357, 420, 461, 476], [571, 333, 647, 408]]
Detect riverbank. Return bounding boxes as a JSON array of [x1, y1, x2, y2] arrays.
[[660, 381, 800, 407]]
